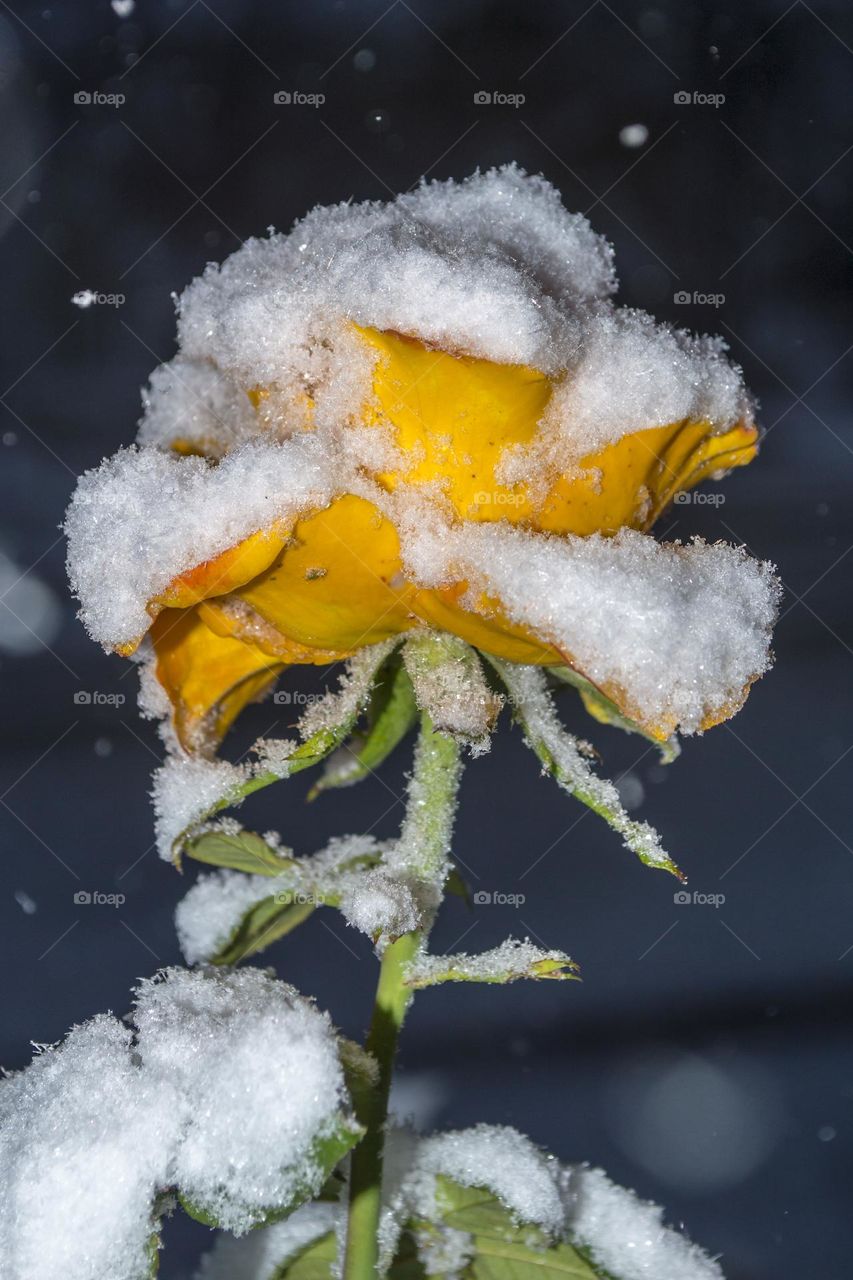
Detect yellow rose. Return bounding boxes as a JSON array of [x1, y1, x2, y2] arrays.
[[138, 323, 757, 754]]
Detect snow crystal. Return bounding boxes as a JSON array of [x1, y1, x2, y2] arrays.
[[152, 754, 249, 860], [398, 513, 779, 737], [65, 435, 337, 648], [564, 1164, 724, 1280], [70, 289, 96, 309], [111, 0, 136, 17], [133, 968, 351, 1233], [409, 1125, 565, 1236], [0, 1016, 176, 1280], [196, 1202, 339, 1280]]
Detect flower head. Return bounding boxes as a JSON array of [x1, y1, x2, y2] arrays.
[[66, 167, 777, 756]]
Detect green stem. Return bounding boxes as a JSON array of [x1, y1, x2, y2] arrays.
[[342, 931, 419, 1280], [343, 709, 463, 1278]]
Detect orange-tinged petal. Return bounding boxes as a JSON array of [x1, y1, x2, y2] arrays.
[[233, 494, 415, 652], [154, 523, 292, 611], [150, 606, 285, 754], [197, 597, 353, 665]]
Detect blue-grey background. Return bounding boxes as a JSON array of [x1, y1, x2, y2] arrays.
[[1, 1, 851, 1276]]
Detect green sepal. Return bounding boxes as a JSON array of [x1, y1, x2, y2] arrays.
[[446, 866, 472, 907], [550, 665, 679, 764], [486, 657, 683, 881], [179, 1118, 364, 1233], [309, 650, 418, 798], [183, 828, 296, 876]]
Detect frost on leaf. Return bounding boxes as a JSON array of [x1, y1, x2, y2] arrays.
[[404, 938, 579, 988]]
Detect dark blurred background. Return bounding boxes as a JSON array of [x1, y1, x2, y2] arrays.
[[1, 1, 851, 1275]]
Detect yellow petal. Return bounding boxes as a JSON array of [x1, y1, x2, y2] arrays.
[[233, 494, 415, 652], [359, 324, 757, 536], [150, 606, 285, 753]]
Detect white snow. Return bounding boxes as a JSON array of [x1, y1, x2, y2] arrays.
[[405, 938, 574, 987], [152, 753, 249, 860], [396, 511, 779, 738], [174, 866, 299, 964], [564, 1164, 724, 1280], [133, 968, 350, 1233], [0, 968, 353, 1279], [0, 1017, 175, 1280], [66, 435, 337, 649], [406, 1124, 565, 1236]]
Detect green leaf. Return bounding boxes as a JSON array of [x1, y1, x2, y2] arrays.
[[309, 650, 418, 798], [550, 665, 679, 765], [180, 1118, 364, 1233], [209, 893, 316, 966], [184, 828, 296, 876], [416, 1180, 604, 1280], [405, 944, 579, 989]]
